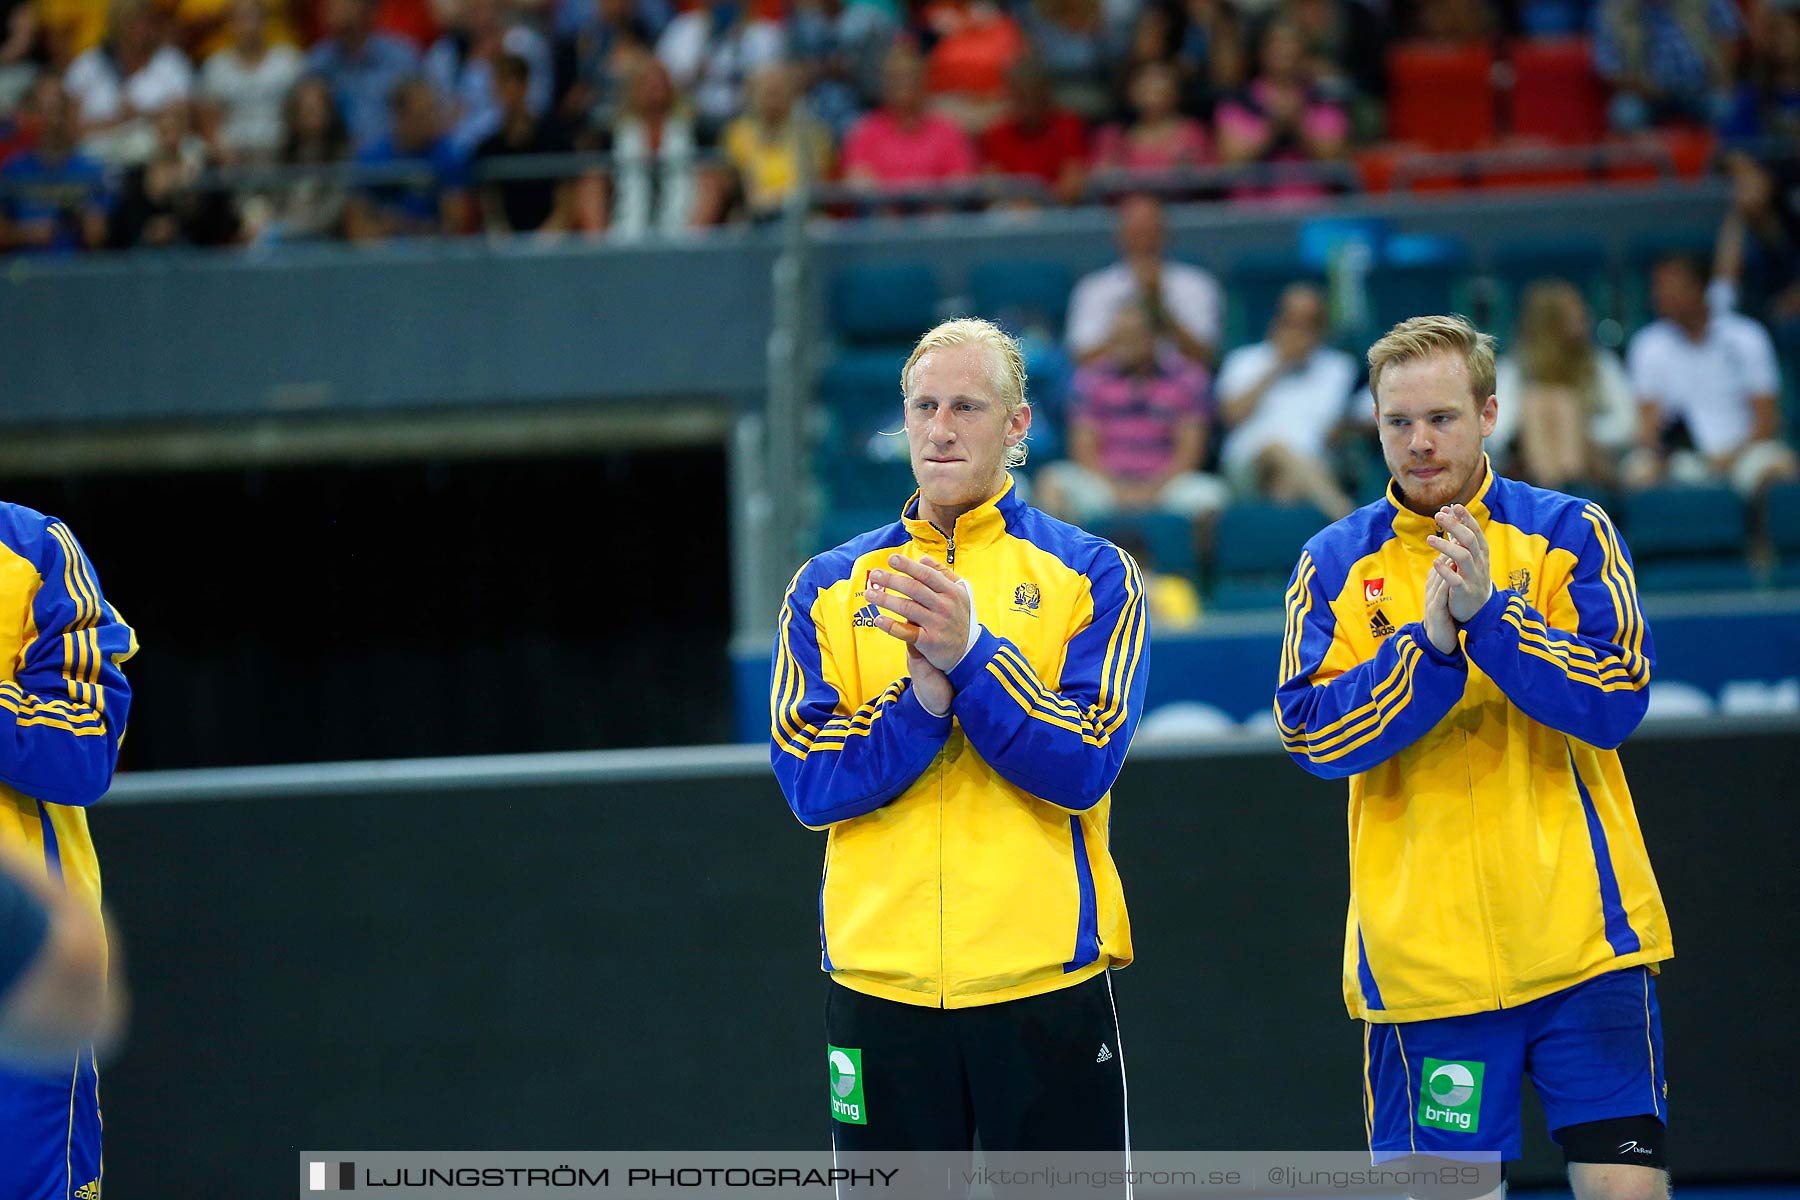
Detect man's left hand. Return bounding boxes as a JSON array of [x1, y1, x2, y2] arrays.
[[1426, 503, 1492, 623], [866, 554, 974, 674]]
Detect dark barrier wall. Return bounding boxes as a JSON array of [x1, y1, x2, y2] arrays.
[[89, 729, 1796, 1194]]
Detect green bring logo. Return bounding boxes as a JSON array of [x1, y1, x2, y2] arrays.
[[828, 1046, 866, 1125], [1418, 1058, 1484, 1133]]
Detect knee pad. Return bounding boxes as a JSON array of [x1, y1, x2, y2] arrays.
[[1556, 1114, 1666, 1171]]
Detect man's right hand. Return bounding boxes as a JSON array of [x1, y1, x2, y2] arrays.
[[1423, 558, 1458, 656]]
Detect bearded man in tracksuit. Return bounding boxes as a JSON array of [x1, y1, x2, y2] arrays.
[[1278, 315, 1672, 1200], [770, 317, 1147, 1160]]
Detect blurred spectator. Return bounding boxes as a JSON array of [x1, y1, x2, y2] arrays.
[[1173, 0, 1249, 119], [0, 75, 108, 251], [1213, 19, 1346, 192], [786, 0, 895, 139], [842, 47, 977, 185], [554, 0, 653, 133], [1283, 0, 1383, 117], [344, 74, 468, 238], [1092, 60, 1210, 171], [978, 56, 1086, 204], [1407, 0, 1494, 41], [1065, 193, 1222, 364], [65, 0, 194, 166], [1036, 303, 1229, 525], [654, 0, 783, 137], [1492, 280, 1635, 490], [552, 0, 668, 42], [426, 0, 551, 155], [1624, 253, 1800, 498], [167, 0, 297, 63], [0, 0, 43, 115], [720, 61, 829, 219], [1720, 6, 1800, 142], [1592, 0, 1739, 132], [198, 0, 303, 162], [1018, 0, 1109, 118], [307, 0, 422, 147], [1216, 282, 1357, 517], [1718, 150, 1800, 328], [597, 54, 725, 236], [107, 100, 238, 245], [475, 50, 595, 233], [921, 0, 1025, 128], [239, 73, 352, 239]]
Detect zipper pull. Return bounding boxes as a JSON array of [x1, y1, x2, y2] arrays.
[[946, 534, 956, 566]]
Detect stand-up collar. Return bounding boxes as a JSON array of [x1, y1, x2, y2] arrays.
[[1385, 456, 1497, 546], [901, 475, 1021, 557]]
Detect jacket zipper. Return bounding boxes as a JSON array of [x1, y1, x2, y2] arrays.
[[946, 531, 956, 565]]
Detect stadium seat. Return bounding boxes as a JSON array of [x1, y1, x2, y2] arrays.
[[1767, 481, 1800, 588], [1368, 249, 1473, 334], [831, 263, 941, 345], [1487, 239, 1615, 334], [1507, 39, 1605, 143], [1387, 43, 1498, 152], [1093, 512, 1198, 581], [1224, 253, 1325, 348], [1209, 502, 1331, 611], [1622, 484, 1758, 592], [967, 260, 1075, 339]]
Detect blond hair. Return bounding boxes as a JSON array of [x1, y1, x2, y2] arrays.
[[901, 317, 1031, 469], [1366, 314, 1497, 408]]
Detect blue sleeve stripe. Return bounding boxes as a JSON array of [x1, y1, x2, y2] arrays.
[[770, 571, 821, 760], [1279, 552, 1318, 686], [802, 681, 907, 752], [1501, 598, 1647, 691], [985, 659, 1102, 744], [0, 683, 105, 735], [992, 647, 1085, 721], [45, 524, 106, 712], [1581, 506, 1648, 676], [1094, 550, 1146, 737], [1279, 634, 1426, 760], [1274, 627, 1413, 744]]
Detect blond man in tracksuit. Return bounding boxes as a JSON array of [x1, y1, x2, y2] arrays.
[[771, 318, 1147, 1156], [1279, 316, 1672, 1200]]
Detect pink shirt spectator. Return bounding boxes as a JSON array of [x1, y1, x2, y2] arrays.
[[1090, 119, 1210, 171], [1069, 350, 1211, 480], [842, 110, 979, 183], [1215, 80, 1347, 200]]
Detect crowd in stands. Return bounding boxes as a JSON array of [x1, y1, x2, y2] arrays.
[[946, 193, 1800, 620], [3, 0, 1800, 247]]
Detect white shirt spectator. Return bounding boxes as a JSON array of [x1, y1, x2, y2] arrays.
[[1491, 349, 1637, 457], [201, 43, 304, 159], [1626, 312, 1780, 457], [655, 11, 784, 129], [1065, 260, 1223, 361], [66, 44, 194, 164], [1216, 341, 1358, 471]]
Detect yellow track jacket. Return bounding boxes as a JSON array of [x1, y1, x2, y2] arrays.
[[1277, 464, 1672, 1023], [771, 478, 1146, 1008]]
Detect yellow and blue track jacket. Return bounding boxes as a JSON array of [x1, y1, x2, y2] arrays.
[[1276, 464, 1671, 1024], [0, 505, 135, 916], [770, 478, 1145, 1009]]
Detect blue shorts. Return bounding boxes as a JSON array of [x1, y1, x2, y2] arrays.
[[1364, 966, 1667, 1161], [0, 1049, 103, 1200]]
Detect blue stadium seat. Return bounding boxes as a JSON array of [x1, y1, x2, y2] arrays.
[[967, 260, 1075, 339], [1209, 502, 1332, 612], [818, 455, 915, 508], [1488, 239, 1615, 334], [831, 263, 941, 345], [1368, 248, 1473, 334], [1225, 253, 1325, 348], [1093, 512, 1198, 581], [820, 347, 907, 401], [1767, 481, 1800, 588], [1621, 484, 1757, 592]]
